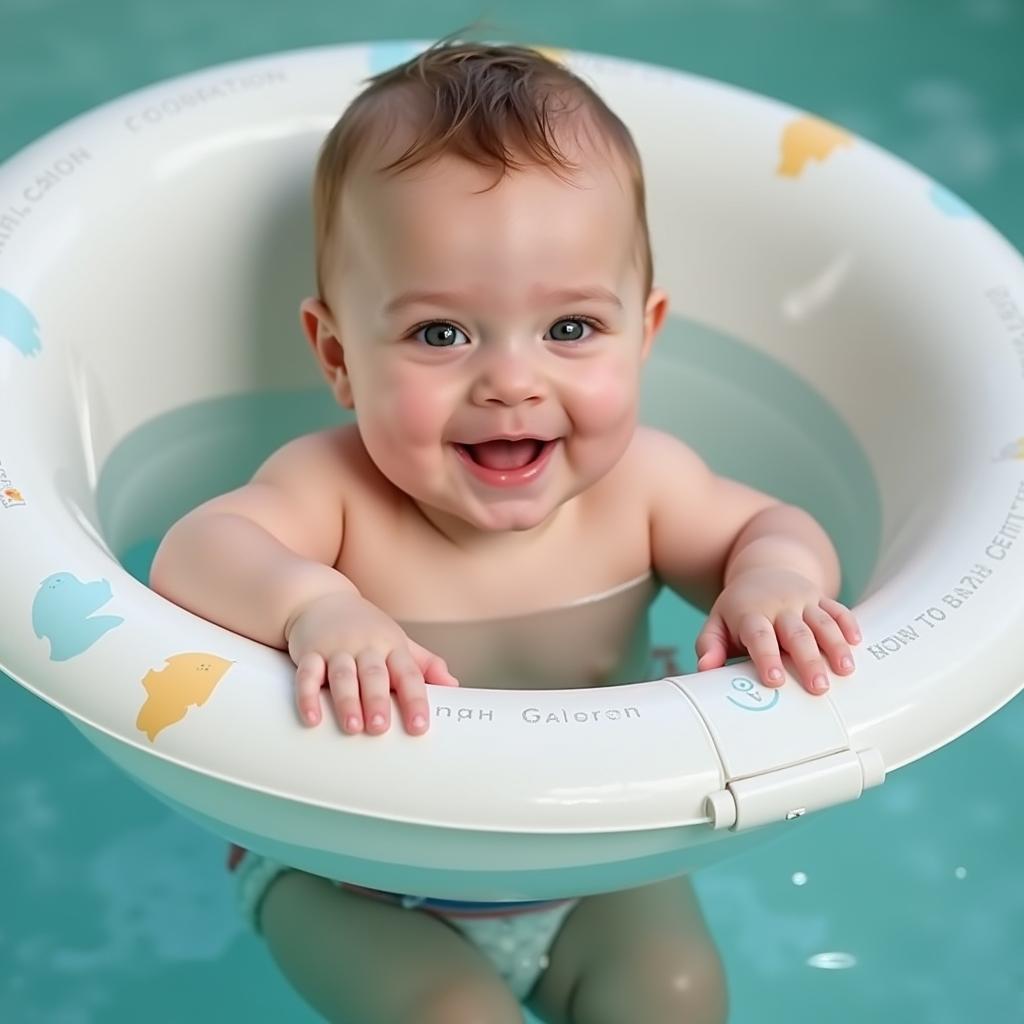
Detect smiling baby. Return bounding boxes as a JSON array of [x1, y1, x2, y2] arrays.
[[150, 38, 860, 1024]]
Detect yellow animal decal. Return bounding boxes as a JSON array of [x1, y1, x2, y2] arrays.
[[996, 437, 1024, 461], [531, 45, 567, 65], [778, 115, 854, 178], [136, 652, 233, 742]]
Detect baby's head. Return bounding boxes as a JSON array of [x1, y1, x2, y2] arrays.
[[301, 40, 668, 540]]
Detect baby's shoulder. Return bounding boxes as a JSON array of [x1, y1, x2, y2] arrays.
[[617, 426, 708, 489], [254, 424, 370, 490], [257, 423, 343, 473], [581, 426, 708, 525]]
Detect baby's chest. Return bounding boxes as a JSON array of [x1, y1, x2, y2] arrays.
[[342, 530, 656, 689], [337, 529, 604, 622], [335, 501, 649, 624]]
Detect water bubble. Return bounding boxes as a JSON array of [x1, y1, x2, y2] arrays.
[[806, 951, 857, 970], [955, 866, 968, 880], [791, 871, 808, 886]]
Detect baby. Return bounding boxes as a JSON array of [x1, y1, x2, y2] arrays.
[[150, 40, 861, 1024]]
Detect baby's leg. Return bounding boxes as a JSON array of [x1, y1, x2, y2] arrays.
[[524, 876, 727, 1024], [259, 870, 525, 1024]]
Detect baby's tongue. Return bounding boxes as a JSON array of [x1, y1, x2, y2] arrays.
[[468, 439, 541, 470]]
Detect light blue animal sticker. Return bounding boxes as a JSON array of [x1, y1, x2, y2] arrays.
[[727, 675, 779, 712], [929, 183, 975, 219], [367, 41, 424, 76], [0, 288, 41, 356], [32, 572, 124, 661]]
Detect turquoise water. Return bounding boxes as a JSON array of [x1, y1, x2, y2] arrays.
[[3, 2, 1024, 1021], [6, 658, 1024, 1022]]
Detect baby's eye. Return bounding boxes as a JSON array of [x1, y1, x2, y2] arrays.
[[415, 322, 469, 348], [546, 318, 595, 343]]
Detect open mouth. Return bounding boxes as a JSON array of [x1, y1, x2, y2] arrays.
[[457, 438, 547, 470], [452, 438, 559, 487]]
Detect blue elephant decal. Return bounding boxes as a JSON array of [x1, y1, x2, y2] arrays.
[[0, 288, 41, 357], [32, 572, 124, 661]]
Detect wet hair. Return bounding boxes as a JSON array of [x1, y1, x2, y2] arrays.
[[310, 39, 653, 298]]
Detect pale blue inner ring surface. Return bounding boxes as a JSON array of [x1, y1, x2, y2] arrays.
[[100, 314, 881, 629]]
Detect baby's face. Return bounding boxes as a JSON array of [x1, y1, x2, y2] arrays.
[[308, 147, 666, 539]]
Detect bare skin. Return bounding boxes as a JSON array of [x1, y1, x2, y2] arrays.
[[151, 139, 861, 1023], [260, 872, 727, 1024]]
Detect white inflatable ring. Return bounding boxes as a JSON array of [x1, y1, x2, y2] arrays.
[[2, 42, 1023, 900]]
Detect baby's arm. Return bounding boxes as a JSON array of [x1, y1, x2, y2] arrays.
[[643, 429, 860, 693], [149, 433, 353, 647], [149, 432, 455, 735]]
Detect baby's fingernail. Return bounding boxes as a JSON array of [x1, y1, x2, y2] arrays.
[[767, 668, 784, 683], [841, 656, 854, 671], [346, 715, 361, 731], [369, 713, 385, 729], [412, 713, 426, 730], [305, 709, 319, 725], [812, 674, 829, 693]]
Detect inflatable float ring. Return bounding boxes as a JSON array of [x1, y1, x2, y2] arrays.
[[1, 42, 1023, 899]]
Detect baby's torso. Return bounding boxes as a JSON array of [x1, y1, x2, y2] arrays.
[[398, 572, 659, 689], [326, 425, 658, 689]]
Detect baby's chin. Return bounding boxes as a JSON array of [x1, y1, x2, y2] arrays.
[[416, 492, 563, 538], [469, 507, 556, 533], [462, 504, 555, 534]]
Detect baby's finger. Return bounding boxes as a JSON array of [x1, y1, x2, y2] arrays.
[[736, 612, 786, 687], [355, 650, 393, 734], [325, 652, 361, 733], [819, 597, 862, 645], [775, 609, 830, 694], [695, 614, 729, 671], [408, 641, 459, 687], [803, 604, 855, 675], [294, 651, 327, 726], [386, 648, 430, 736]]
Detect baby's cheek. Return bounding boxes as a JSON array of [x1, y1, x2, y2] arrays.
[[567, 365, 639, 437], [395, 395, 437, 447], [360, 397, 443, 497], [375, 372, 449, 447]]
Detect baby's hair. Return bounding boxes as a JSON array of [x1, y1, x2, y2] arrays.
[[311, 38, 653, 298]]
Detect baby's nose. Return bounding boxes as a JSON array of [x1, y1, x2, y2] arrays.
[[469, 347, 545, 406]]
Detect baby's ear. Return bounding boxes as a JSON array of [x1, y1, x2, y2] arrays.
[[298, 297, 354, 408], [641, 287, 669, 360]]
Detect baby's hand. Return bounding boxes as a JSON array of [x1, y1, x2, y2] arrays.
[[284, 592, 459, 736], [694, 568, 861, 695]]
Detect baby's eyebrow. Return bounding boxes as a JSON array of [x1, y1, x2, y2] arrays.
[[383, 286, 623, 315], [537, 286, 624, 310]]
